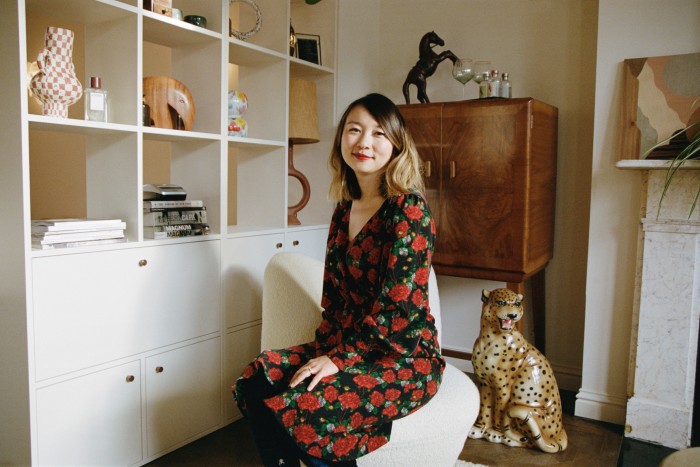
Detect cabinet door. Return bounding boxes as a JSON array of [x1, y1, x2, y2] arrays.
[[32, 241, 221, 381], [146, 337, 221, 457], [285, 227, 328, 262], [222, 233, 285, 329], [398, 103, 443, 227], [36, 361, 142, 466], [224, 324, 262, 421], [439, 100, 532, 274]]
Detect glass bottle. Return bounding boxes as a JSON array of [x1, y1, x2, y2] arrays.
[[488, 69, 500, 98], [500, 73, 512, 98], [478, 72, 490, 98], [84, 76, 108, 122]]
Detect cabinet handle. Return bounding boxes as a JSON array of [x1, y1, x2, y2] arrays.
[[449, 161, 456, 179], [292, 240, 299, 246], [125, 375, 135, 383], [138, 259, 147, 267], [276, 242, 283, 249], [155, 366, 164, 374], [425, 160, 432, 178]]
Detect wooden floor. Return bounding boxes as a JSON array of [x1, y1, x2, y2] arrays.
[[147, 388, 675, 466]]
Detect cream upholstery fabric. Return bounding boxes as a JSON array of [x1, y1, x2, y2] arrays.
[[261, 252, 480, 466]]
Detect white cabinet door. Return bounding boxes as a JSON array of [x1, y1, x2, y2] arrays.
[[285, 227, 328, 262], [224, 324, 262, 421], [36, 361, 142, 466], [146, 337, 221, 458], [33, 241, 221, 381], [222, 233, 285, 329]]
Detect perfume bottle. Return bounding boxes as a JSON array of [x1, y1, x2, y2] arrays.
[[85, 76, 108, 122]]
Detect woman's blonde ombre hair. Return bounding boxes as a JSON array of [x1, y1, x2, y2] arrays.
[[328, 93, 424, 202]]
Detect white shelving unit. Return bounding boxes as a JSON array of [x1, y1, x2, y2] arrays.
[[0, 0, 336, 464]]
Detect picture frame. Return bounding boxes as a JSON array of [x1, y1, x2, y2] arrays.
[[295, 33, 321, 65]]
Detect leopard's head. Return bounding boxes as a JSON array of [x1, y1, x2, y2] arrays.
[[481, 288, 524, 332]]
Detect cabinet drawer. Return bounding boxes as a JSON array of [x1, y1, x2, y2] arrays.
[[32, 241, 221, 380], [36, 361, 142, 466], [146, 337, 221, 457]]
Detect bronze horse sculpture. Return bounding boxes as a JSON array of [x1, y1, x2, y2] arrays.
[[402, 31, 458, 104]]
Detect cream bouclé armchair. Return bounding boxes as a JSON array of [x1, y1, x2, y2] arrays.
[[261, 252, 479, 466]]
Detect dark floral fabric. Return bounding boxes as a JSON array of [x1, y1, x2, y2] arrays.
[[233, 192, 444, 461]]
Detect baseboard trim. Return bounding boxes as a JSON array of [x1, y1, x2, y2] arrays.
[[575, 388, 627, 425]]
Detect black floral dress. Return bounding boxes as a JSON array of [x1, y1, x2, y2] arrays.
[[233, 192, 444, 461]]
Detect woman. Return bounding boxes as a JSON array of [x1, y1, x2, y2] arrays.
[[233, 93, 444, 466]]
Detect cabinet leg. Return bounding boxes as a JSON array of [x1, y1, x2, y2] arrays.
[[506, 276, 545, 355], [506, 281, 526, 333], [530, 270, 546, 355]]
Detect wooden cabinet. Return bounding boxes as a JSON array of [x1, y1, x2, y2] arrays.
[[399, 98, 557, 352], [1, 1, 337, 464], [398, 98, 558, 283]]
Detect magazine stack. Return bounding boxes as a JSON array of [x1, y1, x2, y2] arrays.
[[143, 199, 210, 240], [31, 218, 127, 250]]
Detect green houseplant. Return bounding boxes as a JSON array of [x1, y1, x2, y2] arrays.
[[643, 100, 700, 218]]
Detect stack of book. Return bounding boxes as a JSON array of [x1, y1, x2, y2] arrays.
[[143, 199, 210, 240], [32, 218, 127, 250]]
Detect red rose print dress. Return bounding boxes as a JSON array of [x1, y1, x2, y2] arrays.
[[233, 192, 444, 461]]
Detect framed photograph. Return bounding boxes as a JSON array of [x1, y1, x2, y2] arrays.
[[296, 34, 321, 65]]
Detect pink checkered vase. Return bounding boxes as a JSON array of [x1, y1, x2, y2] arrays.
[[30, 27, 83, 118]]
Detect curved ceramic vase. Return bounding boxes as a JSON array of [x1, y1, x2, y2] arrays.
[[30, 27, 83, 118]]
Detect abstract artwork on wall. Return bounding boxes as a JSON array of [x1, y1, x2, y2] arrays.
[[620, 52, 700, 159]]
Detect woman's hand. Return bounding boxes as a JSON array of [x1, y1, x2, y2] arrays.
[[289, 355, 338, 391]]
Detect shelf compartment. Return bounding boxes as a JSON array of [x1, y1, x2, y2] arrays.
[[228, 0, 287, 55], [25, 1, 138, 125], [227, 143, 286, 232], [142, 38, 223, 135], [227, 55, 286, 142], [28, 128, 139, 242], [143, 138, 222, 237]]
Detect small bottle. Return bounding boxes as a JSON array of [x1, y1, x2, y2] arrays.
[[500, 73, 512, 98], [487, 69, 500, 98], [85, 76, 108, 122], [478, 72, 490, 98]]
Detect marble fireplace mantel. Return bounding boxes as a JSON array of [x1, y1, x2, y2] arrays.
[[618, 160, 700, 449]]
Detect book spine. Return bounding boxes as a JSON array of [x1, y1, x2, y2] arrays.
[[144, 223, 210, 239], [143, 200, 204, 209], [143, 209, 208, 226]]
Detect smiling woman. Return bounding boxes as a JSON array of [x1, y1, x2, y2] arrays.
[[233, 94, 442, 467]]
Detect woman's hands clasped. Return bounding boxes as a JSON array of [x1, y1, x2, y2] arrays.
[[289, 355, 339, 391]]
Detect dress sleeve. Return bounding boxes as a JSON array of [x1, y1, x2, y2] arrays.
[[326, 194, 436, 370]]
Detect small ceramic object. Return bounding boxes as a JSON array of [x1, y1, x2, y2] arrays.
[[171, 8, 183, 20], [184, 15, 206, 28], [469, 288, 568, 453], [227, 90, 248, 117], [227, 117, 248, 137]]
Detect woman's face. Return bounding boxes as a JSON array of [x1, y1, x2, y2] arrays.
[[340, 105, 394, 180]]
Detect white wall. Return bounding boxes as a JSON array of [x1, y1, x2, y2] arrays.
[[338, 0, 597, 390], [576, 0, 700, 424]]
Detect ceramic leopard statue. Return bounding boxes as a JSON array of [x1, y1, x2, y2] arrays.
[[469, 288, 567, 453]]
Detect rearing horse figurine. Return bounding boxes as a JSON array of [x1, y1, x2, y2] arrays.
[[402, 31, 458, 104]]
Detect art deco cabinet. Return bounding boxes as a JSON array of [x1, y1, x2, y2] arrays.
[[399, 98, 558, 350]]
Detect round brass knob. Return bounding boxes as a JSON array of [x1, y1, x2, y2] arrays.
[[126, 375, 135, 383], [155, 366, 164, 373], [276, 243, 283, 249], [292, 240, 299, 246], [138, 259, 148, 267]]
